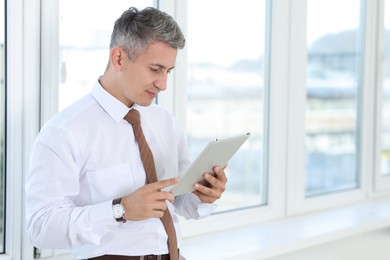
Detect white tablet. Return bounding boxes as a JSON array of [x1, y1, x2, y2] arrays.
[[170, 133, 250, 196]]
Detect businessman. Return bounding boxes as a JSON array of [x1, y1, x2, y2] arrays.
[[26, 6, 227, 260]]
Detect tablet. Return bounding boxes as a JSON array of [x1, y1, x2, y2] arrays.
[[170, 133, 250, 196]]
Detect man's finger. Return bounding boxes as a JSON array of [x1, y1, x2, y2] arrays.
[[213, 166, 227, 181], [151, 201, 168, 211], [154, 191, 175, 203], [194, 183, 216, 197], [149, 177, 179, 191]]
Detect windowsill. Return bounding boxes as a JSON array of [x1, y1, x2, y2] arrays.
[[180, 197, 390, 259]]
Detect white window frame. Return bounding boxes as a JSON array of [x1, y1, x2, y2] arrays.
[[6, 0, 40, 258], [40, 0, 59, 126], [374, 0, 390, 193], [4, 0, 23, 257], [286, 0, 376, 215]]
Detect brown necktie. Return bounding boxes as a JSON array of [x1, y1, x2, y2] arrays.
[[124, 109, 178, 260]]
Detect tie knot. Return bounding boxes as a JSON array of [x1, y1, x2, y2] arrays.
[[124, 109, 141, 126]]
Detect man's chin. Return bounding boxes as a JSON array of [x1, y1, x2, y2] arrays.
[[135, 98, 155, 107]]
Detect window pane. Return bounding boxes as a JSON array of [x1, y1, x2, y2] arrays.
[[382, 0, 390, 176], [58, 0, 154, 111], [305, 0, 362, 197], [186, 0, 268, 211], [0, 0, 4, 252]]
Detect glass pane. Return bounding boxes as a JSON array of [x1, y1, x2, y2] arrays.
[[305, 0, 362, 197], [0, 0, 4, 252], [58, 0, 154, 111], [382, 0, 390, 176], [186, 0, 268, 212]]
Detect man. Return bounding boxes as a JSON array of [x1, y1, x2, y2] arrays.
[[26, 7, 227, 260]]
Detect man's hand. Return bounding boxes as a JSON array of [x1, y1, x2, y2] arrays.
[[121, 177, 179, 221], [193, 165, 227, 204]]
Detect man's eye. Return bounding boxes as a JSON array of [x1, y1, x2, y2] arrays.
[[150, 67, 159, 72]]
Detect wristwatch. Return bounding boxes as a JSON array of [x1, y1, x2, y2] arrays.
[[112, 198, 126, 223]]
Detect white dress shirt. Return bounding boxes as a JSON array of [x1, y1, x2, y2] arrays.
[[26, 81, 217, 259]]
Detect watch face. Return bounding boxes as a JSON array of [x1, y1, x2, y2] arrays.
[[112, 204, 125, 219]]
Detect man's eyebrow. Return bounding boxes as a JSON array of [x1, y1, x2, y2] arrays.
[[150, 63, 175, 70]]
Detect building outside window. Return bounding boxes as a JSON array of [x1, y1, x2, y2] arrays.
[[304, 0, 362, 197]]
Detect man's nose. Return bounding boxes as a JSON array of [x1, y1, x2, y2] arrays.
[[153, 73, 168, 91]]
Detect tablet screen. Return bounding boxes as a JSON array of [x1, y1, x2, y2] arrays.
[[171, 133, 250, 196]]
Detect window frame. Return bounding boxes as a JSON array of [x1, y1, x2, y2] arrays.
[[5, 0, 41, 258], [5, 0, 38, 258], [5, 0, 23, 257], [286, 0, 376, 215], [374, 0, 390, 193], [40, 0, 59, 126]]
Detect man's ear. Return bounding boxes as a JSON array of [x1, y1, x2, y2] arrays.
[[110, 48, 123, 71]]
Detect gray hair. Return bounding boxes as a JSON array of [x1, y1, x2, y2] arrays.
[[110, 7, 186, 61]]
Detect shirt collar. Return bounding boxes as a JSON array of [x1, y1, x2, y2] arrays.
[[91, 80, 133, 123]]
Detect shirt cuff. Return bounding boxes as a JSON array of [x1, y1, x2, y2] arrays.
[[69, 200, 117, 246], [192, 194, 218, 219], [197, 200, 218, 218], [174, 193, 217, 219], [89, 199, 117, 224]]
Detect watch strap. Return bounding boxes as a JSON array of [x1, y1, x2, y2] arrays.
[[112, 197, 122, 205]]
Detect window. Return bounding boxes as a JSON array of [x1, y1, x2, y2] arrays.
[[304, 0, 362, 197], [185, 0, 269, 212]]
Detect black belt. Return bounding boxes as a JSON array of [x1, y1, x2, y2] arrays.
[[87, 253, 171, 260]]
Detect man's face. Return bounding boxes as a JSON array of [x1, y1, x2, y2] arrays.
[[116, 41, 178, 107]]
